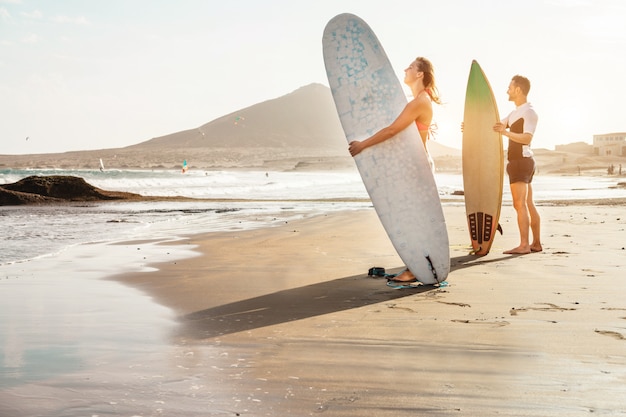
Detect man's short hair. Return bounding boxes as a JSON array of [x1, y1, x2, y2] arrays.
[[512, 75, 531, 95]]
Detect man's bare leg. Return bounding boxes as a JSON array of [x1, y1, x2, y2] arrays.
[[504, 182, 531, 254], [527, 184, 543, 252]]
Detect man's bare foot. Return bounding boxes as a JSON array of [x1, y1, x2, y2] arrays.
[[530, 244, 543, 252], [389, 269, 417, 282], [503, 246, 531, 255]]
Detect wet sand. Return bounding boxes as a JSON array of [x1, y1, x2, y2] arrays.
[[1, 202, 626, 416]]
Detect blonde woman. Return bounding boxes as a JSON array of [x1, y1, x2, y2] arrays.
[[348, 56, 441, 283]]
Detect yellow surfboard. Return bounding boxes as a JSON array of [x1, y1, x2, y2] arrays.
[[462, 60, 503, 255]]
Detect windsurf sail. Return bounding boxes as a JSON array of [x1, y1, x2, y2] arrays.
[[99, 158, 105, 172]]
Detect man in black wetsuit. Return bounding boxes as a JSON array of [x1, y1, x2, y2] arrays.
[[493, 75, 542, 254]]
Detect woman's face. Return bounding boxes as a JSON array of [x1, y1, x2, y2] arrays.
[[404, 60, 423, 85]]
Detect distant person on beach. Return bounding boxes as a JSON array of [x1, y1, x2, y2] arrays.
[[493, 75, 542, 254], [348, 56, 441, 283]]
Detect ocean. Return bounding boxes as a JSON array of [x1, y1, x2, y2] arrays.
[[1, 167, 625, 266]]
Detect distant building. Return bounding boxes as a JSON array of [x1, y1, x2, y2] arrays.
[[593, 132, 626, 156]]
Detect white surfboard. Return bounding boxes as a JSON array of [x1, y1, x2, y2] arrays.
[[322, 13, 449, 284]]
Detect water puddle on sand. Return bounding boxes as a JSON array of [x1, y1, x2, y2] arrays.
[[0, 239, 233, 416]]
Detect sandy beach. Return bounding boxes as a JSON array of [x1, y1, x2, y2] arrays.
[[1, 200, 626, 416]]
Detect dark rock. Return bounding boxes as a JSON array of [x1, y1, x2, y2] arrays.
[[0, 188, 64, 205], [0, 175, 141, 206]]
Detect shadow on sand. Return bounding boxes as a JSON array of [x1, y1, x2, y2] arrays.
[[176, 268, 441, 340], [176, 253, 518, 340], [450, 253, 520, 272]]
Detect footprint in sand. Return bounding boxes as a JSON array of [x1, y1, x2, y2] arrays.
[[451, 319, 509, 327], [437, 301, 471, 308], [385, 303, 417, 313], [510, 303, 576, 316], [595, 330, 626, 340]]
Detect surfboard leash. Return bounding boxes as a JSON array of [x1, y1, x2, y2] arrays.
[[367, 267, 398, 279]]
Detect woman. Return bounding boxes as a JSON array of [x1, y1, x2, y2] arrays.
[[348, 56, 441, 283], [348, 56, 440, 159]]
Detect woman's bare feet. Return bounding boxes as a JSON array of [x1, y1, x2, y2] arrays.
[[530, 243, 543, 252], [389, 269, 417, 282]]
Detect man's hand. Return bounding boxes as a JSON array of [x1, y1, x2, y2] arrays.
[[493, 122, 506, 133]]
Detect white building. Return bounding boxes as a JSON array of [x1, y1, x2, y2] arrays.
[[593, 132, 626, 156]]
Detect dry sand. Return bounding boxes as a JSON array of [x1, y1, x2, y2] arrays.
[[109, 202, 626, 416]]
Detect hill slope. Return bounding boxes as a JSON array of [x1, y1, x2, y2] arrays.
[[130, 83, 347, 151]]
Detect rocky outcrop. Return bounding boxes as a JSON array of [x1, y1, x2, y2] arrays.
[[0, 176, 141, 206]]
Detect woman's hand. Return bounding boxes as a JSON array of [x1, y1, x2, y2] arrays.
[[348, 140, 367, 157]]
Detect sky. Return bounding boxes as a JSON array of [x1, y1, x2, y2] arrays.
[[1, 0, 625, 155]]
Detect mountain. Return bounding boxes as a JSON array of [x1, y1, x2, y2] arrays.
[[130, 83, 346, 151], [0, 83, 460, 171]]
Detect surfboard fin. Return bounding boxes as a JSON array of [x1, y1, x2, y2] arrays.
[[425, 255, 440, 283], [497, 223, 503, 235]]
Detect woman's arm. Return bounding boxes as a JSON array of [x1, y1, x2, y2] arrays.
[[349, 99, 426, 156]]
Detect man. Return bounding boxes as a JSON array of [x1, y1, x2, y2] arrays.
[[493, 75, 542, 254]]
